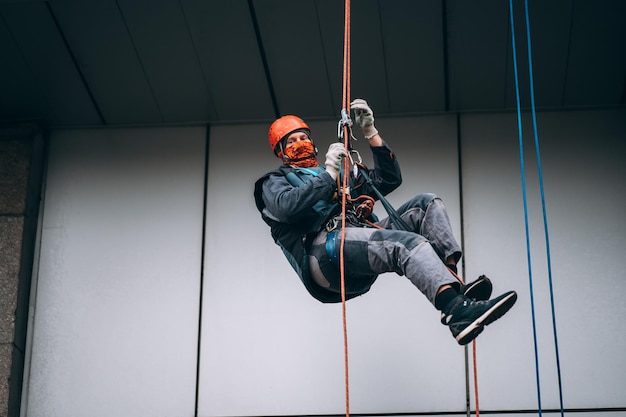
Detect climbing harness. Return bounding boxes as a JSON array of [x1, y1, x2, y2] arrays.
[[509, 1, 562, 416]]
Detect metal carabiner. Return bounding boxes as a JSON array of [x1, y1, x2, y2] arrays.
[[348, 149, 363, 177], [325, 216, 339, 232], [349, 148, 362, 164], [337, 108, 353, 141]]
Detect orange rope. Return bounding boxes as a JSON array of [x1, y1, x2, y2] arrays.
[[449, 267, 481, 417], [473, 342, 480, 417], [339, 0, 351, 416]]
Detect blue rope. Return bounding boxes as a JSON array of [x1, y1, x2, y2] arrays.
[[523, 0, 565, 415], [508, 1, 542, 415]]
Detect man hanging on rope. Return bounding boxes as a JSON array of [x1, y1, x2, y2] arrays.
[[253, 99, 517, 345]]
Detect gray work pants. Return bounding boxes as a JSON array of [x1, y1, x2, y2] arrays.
[[307, 194, 462, 305]]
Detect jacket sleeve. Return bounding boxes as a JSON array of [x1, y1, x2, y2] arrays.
[[361, 140, 402, 197], [262, 170, 337, 224]]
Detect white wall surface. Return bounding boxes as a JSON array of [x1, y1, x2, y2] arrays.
[[25, 109, 626, 417], [461, 109, 626, 411], [24, 127, 206, 417]]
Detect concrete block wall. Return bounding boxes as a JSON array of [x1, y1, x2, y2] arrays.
[[0, 126, 44, 417]]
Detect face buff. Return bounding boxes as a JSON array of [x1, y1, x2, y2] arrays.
[[283, 140, 318, 168]]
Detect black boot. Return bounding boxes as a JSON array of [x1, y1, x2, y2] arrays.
[[442, 291, 517, 345]]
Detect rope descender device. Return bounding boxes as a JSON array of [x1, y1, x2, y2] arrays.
[[337, 108, 362, 177], [337, 108, 353, 142]]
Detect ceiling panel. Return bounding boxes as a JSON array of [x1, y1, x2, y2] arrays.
[[254, 0, 336, 118], [50, 0, 163, 125], [312, 0, 344, 114], [181, 0, 275, 123], [503, 0, 573, 109], [0, 14, 45, 120], [1, 2, 101, 126], [447, 0, 510, 111], [564, 0, 626, 106], [344, 0, 391, 114], [380, 0, 446, 113], [0, 0, 624, 128], [116, 0, 214, 123]]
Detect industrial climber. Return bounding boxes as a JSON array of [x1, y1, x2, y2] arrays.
[[253, 98, 517, 345]]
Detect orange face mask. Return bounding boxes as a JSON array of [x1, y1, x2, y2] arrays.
[[283, 140, 318, 168]]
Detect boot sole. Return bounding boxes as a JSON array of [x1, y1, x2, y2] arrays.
[[456, 291, 517, 345]]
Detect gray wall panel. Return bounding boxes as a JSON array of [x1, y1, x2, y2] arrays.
[[25, 127, 206, 417], [461, 109, 626, 410], [24, 109, 625, 416]]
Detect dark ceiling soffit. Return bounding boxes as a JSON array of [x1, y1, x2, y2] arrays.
[[247, 0, 279, 119], [441, 0, 450, 112], [46, 2, 106, 125]]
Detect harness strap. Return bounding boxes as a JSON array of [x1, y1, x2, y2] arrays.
[[354, 163, 411, 231], [325, 230, 340, 267]]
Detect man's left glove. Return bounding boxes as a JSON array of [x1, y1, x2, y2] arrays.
[[325, 143, 347, 180], [351, 98, 379, 140]]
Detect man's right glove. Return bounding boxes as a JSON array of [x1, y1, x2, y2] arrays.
[[351, 98, 379, 140], [325, 142, 347, 180]]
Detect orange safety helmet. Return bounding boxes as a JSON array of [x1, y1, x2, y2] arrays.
[[268, 115, 310, 157]]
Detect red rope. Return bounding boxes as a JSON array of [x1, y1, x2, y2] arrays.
[[339, 0, 351, 416], [473, 341, 480, 417], [449, 268, 481, 417]]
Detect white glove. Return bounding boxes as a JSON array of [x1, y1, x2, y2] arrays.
[[350, 98, 379, 139], [325, 143, 347, 180]]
